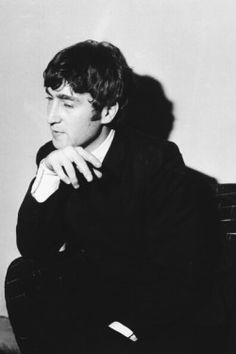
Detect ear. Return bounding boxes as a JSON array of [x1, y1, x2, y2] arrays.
[[100, 103, 119, 125]]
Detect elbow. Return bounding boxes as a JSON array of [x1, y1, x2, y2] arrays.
[[16, 223, 45, 259], [17, 234, 41, 259]]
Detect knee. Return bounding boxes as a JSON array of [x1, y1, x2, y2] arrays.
[[5, 257, 32, 283], [5, 257, 37, 302]]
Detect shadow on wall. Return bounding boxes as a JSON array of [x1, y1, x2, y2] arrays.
[[123, 72, 217, 186], [124, 73, 175, 140]]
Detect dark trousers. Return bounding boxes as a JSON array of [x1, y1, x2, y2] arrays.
[[5, 254, 148, 354], [5, 254, 227, 354]]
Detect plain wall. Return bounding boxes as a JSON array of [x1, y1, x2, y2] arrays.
[[1, 0, 236, 315]]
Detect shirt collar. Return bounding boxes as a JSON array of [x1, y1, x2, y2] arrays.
[[91, 129, 115, 163]]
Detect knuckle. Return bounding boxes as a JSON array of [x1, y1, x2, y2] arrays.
[[51, 151, 61, 163], [64, 146, 73, 155], [76, 146, 84, 155]]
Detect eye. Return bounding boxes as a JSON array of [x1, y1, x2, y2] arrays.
[[45, 96, 53, 101], [63, 102, 74, 109]]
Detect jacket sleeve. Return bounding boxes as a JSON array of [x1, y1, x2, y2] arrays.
[[118, 141, 221, 336], [16, 143, 70, 259]]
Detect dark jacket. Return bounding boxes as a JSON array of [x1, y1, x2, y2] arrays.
[[16, 127, 220, 347]]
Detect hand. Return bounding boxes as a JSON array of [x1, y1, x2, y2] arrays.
[[44, 146, 102, 189]]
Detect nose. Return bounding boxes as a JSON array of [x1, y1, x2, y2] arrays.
[[47, 99, 62, 125]]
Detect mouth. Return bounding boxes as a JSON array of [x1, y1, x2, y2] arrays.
[[51, 130, 64, 138]]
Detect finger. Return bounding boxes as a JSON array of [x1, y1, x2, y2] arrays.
[[60, 154, 80, 189], [66, 148, 93, 182], [52, 161, 71, 185], [75, 147, 102, 169], [93, 168, 103, 179]]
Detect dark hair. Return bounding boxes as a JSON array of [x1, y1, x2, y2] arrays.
[[43, 40, 133, 125]]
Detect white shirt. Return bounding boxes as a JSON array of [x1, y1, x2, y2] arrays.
[[31, 129, 115, 203]]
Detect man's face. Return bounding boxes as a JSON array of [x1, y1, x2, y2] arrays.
[[46, 85, 103, 150]]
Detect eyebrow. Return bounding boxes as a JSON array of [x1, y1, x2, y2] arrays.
[[57, 94, 76, 101], [45, 88, 77, 101]]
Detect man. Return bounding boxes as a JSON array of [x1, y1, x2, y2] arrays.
[[5, 40, 221, 353]]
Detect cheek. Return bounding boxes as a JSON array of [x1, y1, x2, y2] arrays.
[[68, 120, 89, 143], [66, 110, 98, 143], [72, 115, 94, 132]]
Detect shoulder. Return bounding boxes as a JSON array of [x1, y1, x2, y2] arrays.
[[36, 141, 55, 166], [121, 127, 184, 169]]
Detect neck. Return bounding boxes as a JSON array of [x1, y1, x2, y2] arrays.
[[85, 125, 111, 152]]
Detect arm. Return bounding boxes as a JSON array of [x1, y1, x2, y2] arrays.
[[17, 143, 102, 259], [112, 142, 220, 337], [16, 143, 69, 258], [141, 142, 219, 325]]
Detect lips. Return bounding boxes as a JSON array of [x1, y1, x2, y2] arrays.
[[52, 129, 64, 134], [51, 130, 64, 138]]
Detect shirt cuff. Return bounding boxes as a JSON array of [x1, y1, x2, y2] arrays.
[[31, 159, 60, 203], [108, 321, 138, 342]]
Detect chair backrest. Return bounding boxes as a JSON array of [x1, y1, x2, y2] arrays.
[[213, 184, 236, 269]]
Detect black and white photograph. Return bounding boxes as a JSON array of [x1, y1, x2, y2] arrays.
[[0, 1, 236, 353]]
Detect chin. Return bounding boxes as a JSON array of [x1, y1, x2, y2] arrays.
[[52, 138, 66, 149]]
